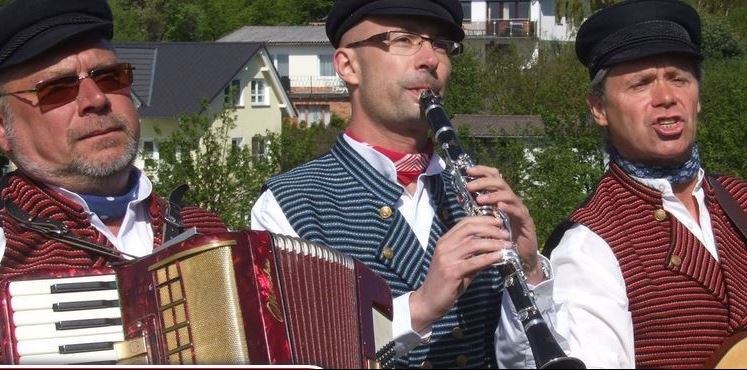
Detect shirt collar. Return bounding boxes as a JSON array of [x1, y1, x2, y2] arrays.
[[631, 167, 705, 196], [51, 169, 154, 216], [342, 133, 444, 184]]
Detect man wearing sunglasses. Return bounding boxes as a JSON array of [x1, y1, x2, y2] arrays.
[[0, 1, 226, 277], [251, 0, 547, 367]]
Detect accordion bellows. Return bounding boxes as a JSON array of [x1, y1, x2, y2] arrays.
[[1, 230, 394, 368]]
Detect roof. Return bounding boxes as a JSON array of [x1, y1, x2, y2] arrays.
[[450, 114, 545, 137], [114, 42, 264, 118], [218, 26, 330, 45]]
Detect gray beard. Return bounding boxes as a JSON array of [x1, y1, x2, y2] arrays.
[[5, 114, 139, 181]]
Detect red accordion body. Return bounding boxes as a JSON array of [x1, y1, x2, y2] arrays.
[[1, 230, 393, 367]]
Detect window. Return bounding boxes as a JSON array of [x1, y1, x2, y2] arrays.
[[461, 1, 472, 21], [251, 80, 268, 105], [298, 104, 331, 126], [517, 1, 530, 18], [274, 54, 289, 78], [141, 139, 158, 166], [319, 55, 335, 77], [231, 137, 244, 151], [224, 79, 243, 106], [252, 135, 268, 159], [487, 1, 502, 20]]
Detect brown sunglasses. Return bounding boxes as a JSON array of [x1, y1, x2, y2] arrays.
[[0, 63, 134, 112]]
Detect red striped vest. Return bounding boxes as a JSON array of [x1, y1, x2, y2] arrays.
[[570, 164, 747, 368], [0, 172, 227, 278]]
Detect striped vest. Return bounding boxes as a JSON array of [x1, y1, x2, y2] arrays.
[[265, 136, 503, 368], [0, 171, 227, 278], [569, 164, 747, 368]]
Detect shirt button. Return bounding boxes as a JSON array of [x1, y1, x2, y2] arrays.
[[451, 326, 464, 339], [419, 360, 432, 369], [379, 206, 393, 219], [381, 246, 394, 260], [670, 254, 683, 267], [456, 354, 469, 367], [654, 209, 668, 222]]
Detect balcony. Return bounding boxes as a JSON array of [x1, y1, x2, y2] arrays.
[[463, 19, 536, 38], [281, 75, 348, 97]]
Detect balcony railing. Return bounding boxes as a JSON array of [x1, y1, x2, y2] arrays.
[[281, 75, 348, 95], [463, 19, 536, 38]]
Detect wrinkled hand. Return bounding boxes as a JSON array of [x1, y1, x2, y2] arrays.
[[465, 165, 542, 283]]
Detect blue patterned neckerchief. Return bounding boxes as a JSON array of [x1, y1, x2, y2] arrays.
[[609, 144, 701, 186], [80, 172, 140, 221]]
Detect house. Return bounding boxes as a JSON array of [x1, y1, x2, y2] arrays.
[[218, 26, 347, 126], [217, 0, 573, 126], [461, 0, 573, 41], [114, 42, 296, 167]]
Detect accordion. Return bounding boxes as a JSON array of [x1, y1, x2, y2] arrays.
[[0, 230, 395, 367]]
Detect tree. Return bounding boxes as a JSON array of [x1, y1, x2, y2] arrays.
[[145, 103, 278, 229]]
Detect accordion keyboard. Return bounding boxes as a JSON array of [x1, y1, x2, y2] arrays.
[[7, 275, 124, 365]]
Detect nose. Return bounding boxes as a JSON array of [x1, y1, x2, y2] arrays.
[[76, 76, 110, 114], [414, 39, 440, 72], [651, 80, 676, 108]]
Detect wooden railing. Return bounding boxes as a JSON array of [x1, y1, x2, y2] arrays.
[[281, 75, 347, 95]]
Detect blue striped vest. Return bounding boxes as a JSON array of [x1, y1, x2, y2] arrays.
[[265, 136, 503, 368]]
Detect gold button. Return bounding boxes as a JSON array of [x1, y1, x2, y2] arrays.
[[419, 360, 432, 369], [381, 247, 394, 260], [451, 326, 464, 339], [456, 354, 468, 367], [670, 254, 682, 267], [654, 209, 668, 222], [379, 206, 393, 219]]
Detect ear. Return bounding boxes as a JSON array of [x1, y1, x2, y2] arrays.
[[587, 94, 609, 127], [334, 48, 360, 87], [0, 109, 11, 154]]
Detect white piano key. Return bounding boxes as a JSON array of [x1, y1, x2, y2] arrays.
[[14, 323, 124, 341], [9, 275, 116, 296], [13, 307, 122, 326], [11, 290, 120, 311], [18, 349, 118, 365], [16, 332, 125, 356]]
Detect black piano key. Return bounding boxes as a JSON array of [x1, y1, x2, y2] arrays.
[[53, 299, 120, 312], [59, 341, 114, 354], [55, 318, 122, 330], [50, 281, 118, 294]]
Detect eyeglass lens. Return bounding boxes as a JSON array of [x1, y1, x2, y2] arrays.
[[36, 63, 133, 112]]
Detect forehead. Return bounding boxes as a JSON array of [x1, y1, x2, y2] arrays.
[[607, 54, 699, 78]]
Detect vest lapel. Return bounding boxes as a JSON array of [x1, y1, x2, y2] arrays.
[[331, 137, 428, 290]]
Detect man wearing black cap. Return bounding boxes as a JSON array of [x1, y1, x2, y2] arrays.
[[252, 0, 547, 368], [0, 0, 226, 338], [533, 0, 747, 368]]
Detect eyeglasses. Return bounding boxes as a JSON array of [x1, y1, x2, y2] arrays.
[[0, 63, 134, 112], [345, 30, 463, 56]]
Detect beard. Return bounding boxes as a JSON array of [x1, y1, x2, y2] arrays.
[[6, 113, 139, 181]]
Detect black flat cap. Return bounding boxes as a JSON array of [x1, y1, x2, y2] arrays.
[[326, 0, 464, 48], [576, 0, 701, 79], [0, 0, 113, 73]]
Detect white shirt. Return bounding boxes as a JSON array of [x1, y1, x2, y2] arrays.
[[498, 170, 715, 369], [0, 170, 157, 264], [251, 134, 528, 359]]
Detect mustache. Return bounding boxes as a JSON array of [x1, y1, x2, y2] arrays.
[[68, 115, 131, 141]]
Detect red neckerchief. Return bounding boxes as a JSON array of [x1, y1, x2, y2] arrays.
[[346, 130, 433, 186]]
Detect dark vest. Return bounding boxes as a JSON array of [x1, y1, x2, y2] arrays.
[[565, 164, 747, 368], [0, 171, 227, 278], [265, 136, 503, 369]]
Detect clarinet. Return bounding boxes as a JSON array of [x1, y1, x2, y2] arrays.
[[420, 90, 585, 369]]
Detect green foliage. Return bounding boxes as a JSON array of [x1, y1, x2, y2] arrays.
[[698, 57, 747, 177], [145, 104, 277, 229], [108, 0, 333, 42], [701, 13, 743, 60]]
